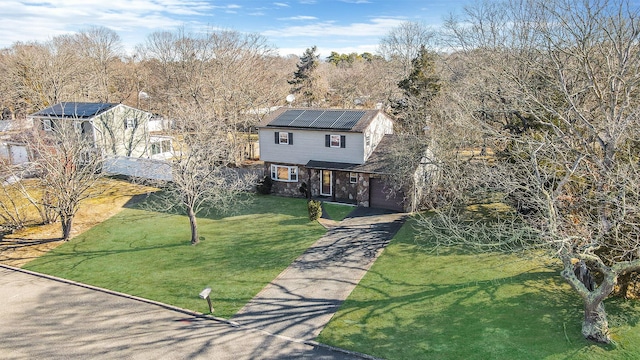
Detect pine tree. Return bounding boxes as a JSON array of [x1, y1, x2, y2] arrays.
[[392, 45, 441, 135], [288, 46, 322, 106]]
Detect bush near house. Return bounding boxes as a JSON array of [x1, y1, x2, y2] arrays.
[[308, 199, 322, 221]]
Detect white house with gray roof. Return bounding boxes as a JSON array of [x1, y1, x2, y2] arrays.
[[11, 102, 172, 180], [259, 107, 410, 211]]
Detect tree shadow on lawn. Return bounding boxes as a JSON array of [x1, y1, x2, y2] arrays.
[[123, 193, 309, 221], [321, 266, 640, 360], [24, 240, 187, 270]]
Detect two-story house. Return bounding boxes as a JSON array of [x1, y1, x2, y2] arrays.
[[259, 107, 409, 211], [18, 102, 173, 180], [29, 102, 152, 158]]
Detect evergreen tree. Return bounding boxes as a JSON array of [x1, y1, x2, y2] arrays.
[[288, 46, 323, 106], [391, 45, 441, 135]]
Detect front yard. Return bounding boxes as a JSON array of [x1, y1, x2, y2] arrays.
[[12, 190, 640, 359], [24, 195, 326, 317], [318, 217, 640, 359]]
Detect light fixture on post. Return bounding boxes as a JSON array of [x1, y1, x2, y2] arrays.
[[199, 287, 213, 313]]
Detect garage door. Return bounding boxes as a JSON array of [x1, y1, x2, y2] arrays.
[[370, 178, 404, 211]]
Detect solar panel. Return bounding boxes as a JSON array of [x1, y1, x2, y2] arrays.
[[287, 110, 319, 127], [35, 102, 116, 118], [267, 109, 367, 130], [268, 109, 305, 126], [309, 110, 343, 128], [332, 111, 366, 129]]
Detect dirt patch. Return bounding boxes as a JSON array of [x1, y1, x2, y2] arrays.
[[0, 179, 156, 268]]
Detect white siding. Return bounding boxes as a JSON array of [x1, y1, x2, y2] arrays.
[[92, 104, 151, 158], [363, 113, 394, 160], [259, 128, 365, 165], [103, 156, 172, 181]]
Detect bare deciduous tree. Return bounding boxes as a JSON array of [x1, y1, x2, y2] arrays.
[[378, 21, 437, 79], [72, 26, 124, 102], [420, 0, 640, 343], [144, 107, 256, 245], [29, 119, 103, 241]]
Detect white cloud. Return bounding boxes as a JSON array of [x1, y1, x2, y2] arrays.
[[263, 17, 406, 38], [0, 0, 211, 49], [278, 16, 318, 21], [274, 2, 290, 7]]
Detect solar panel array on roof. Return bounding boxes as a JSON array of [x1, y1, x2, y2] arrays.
[[333, 111, 365, 129], [34, 103, 117, 118], [267, 109, 366, 130]]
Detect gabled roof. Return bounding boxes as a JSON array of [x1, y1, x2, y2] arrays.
[[259, 107, 387, 132], [30, 102, 120, 119]]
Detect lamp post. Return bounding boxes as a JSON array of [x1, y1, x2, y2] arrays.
[[199, 287, 213, 313]]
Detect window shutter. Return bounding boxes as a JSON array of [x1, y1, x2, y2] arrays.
[[288, 132, 293, 145], [325, 135, 330, 147], [275, 132, 279, 144], [340, 135, 346, 148]]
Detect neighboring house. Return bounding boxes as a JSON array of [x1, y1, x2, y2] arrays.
[[0, 138, 30, 165], [29, 102, 152, 158], [0, 118, 33, 165], [28, 102, 176, 179], [259, 107, 415, 212]]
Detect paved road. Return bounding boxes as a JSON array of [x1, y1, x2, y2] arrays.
[[0, 266, 362, 359], [232, 207, 407, 340]]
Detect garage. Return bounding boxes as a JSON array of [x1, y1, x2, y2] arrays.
[[369, 177, 405, 212]]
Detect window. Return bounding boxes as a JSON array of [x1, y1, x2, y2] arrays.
[[125, 118, 137, 129], [151, 139, 172, 155], [78, 151, 93, 165], [271, 164, 298, 182], [350, 172, 358, 184], [330, 135, 341, 147], [275, 131, 293, 145], [43, 119, 53, 132], [325, 134, 346, 148]]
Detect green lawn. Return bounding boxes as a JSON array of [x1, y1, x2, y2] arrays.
[[318, 217, 640, 360], [322, 202, 355, 222], [24, 195, 326, 318]]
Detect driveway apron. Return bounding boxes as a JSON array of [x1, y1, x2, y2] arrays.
[[231, 207, 407, 340]]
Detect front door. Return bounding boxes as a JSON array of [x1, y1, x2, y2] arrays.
[[320, 170, 332, 196]]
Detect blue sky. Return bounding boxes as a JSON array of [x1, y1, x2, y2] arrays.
[[0, 0, 469, 57]]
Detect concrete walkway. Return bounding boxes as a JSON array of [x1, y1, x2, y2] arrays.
[[0, 265, 364, 359], [231, 207, 407, 340]]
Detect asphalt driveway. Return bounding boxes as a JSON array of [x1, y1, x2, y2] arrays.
[[232, 207, 407, 340]]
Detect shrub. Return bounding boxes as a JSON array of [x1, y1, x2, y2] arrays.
[[308, 199, 322, 221], [256, 175, 273, 195]]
